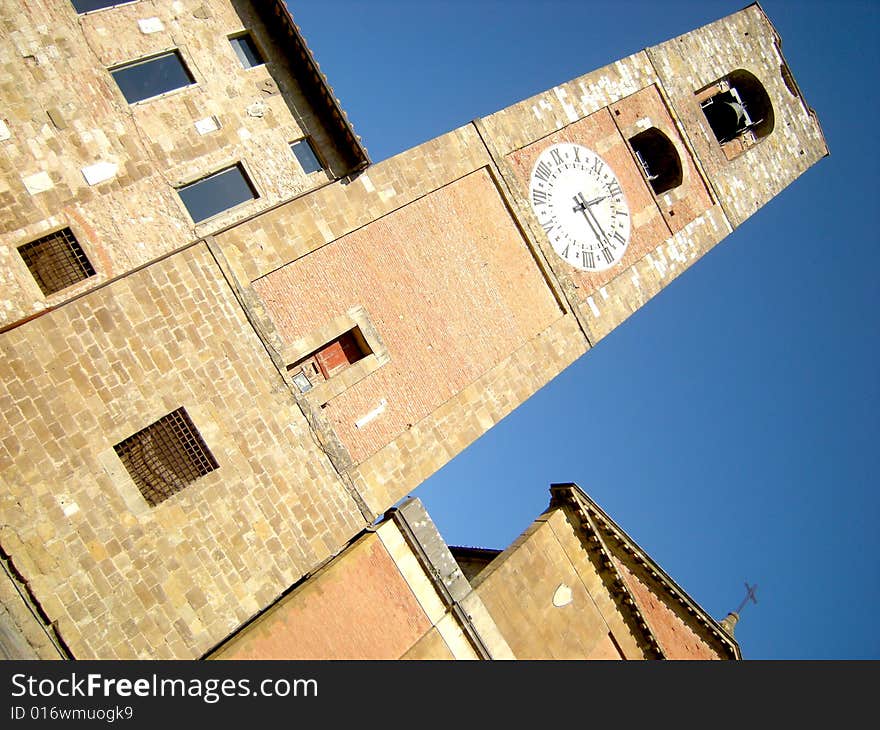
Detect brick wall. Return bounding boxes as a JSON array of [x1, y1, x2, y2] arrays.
[[253, 168, 562, 465], [213, 532, 433, 660], [213, 125, 582, 513], [613, 556, 723, 660]]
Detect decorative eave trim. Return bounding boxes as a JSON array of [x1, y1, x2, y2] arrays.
[[268, 0, 371, 172], [562, 499, 666, 659], [550, 483, 741, 660]]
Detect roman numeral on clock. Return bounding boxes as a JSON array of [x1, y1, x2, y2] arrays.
[[534, 161, 553, 182], [550, 149, 565, 166], [606, 181, 622, 198], [532, 188, 549, 206], [582, 250, 595, 268], [601, 247, 614, 264], [611, 230, 626, 245]]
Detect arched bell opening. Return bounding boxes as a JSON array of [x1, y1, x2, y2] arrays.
[[628, 128, 683, 195], [698, 69, 774, 157]]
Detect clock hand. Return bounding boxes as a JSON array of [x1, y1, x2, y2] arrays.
[[584, 194, 608, 207], [583, 203, 613, 248], [572, 195, 606, 247]]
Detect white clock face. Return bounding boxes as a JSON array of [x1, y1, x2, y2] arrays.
[[528, 143, 630, 272]]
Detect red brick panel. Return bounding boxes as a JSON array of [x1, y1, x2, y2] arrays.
[[506, 107, 672, 302], [253, 168, 561, 464], [614, 557, 722, 660], [610, 85, 714, 233], [216, 535, 432, 660]]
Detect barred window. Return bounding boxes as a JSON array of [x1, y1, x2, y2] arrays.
[[17, 228, 96, 296], [114, 408, 218, 507]]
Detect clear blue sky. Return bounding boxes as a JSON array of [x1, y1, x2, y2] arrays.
[[288, 0, 880, 659]]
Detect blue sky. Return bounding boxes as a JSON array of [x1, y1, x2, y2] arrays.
[[287, 1, 880, 659]]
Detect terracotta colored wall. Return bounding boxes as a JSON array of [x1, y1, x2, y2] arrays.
[[252, 168, 561, 464], [614, 557, 722, 660], [214, 533, 432, 660]]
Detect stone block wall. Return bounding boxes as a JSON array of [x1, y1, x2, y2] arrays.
[[647, 4, 828, 228], [0, 244, 365, 658], [0, 0, 359, 329]]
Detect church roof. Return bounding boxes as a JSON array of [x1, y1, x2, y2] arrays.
[[549, 483, 741, 660]]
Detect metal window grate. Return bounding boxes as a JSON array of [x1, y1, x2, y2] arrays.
[[17, 228, 96, 296], [114, 408, 218, 507]]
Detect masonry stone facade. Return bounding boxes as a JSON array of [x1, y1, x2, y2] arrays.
[[208, 487, 740, 660], [0, 1, 825, 658]]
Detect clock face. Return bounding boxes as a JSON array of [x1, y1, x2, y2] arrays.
[[528, 143, 630, 272]]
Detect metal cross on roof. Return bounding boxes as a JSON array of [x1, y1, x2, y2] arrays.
[[736, 582, 758, 614]]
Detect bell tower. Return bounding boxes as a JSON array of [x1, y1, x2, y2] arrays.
[[0, 2, 826, 659], [468, 2, 827, 348], [212, 2, 826, 516]]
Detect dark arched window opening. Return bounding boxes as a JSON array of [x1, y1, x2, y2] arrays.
[[698, 69, 774, 158], [628, 128, 682, 195]]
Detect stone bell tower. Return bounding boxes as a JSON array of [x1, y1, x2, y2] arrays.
[[0, 2, 825, 659], [223, 1, 826, 516]]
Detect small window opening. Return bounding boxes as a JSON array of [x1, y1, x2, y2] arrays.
[[698, 69, 774, 158], [229, 33, 265, 69], [110, 50, 195, 104], [71, 1, 135, 12], [17, 228, 96, 296], [290, 138, 324, 175], [287, 327, 371, 393], [114, 407, 218, 507], [176, 163, 258, 223], [628, 128, 682, 195]]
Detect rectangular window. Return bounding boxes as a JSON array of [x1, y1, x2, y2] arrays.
[[229, 33, 265, 69], [290, 138, 324, 175], [176, 164, 258, 223], [17, 228, 96, 296], [71, 0, 136, 12], [114, 408, 218, 507], [287, 327, 371, 393], [110, 50, 195, 104]]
